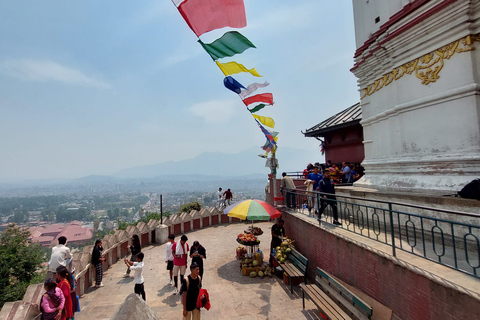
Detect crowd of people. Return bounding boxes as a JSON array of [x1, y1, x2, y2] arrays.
[[41, 236, 79, 320], [302, 161, 361, 184], [42, 233, 210, 320], [279, 160, 362, 226]]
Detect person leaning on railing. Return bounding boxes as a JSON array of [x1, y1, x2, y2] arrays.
[[281, 172, 296, 209]]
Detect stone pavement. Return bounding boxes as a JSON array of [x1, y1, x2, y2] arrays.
[[75, 222, 321, 320]]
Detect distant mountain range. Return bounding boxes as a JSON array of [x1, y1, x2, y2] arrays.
[[114, 147, 321, 179]]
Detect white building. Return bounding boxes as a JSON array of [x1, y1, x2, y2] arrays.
[[351, 0, 480, 192]]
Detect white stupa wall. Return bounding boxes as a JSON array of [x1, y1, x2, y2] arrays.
[[351, 0, 480, 192]]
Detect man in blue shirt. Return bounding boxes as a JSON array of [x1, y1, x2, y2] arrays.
[[307, 166, 323, 215]]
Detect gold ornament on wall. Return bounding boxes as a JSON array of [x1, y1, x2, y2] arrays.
[[360, 34, 478, 99]]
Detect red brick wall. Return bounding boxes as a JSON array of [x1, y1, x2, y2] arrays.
[[283, 212, 480, 320], [111, 246, 117, 262], [193, 219, 201, 230], [173, 223, 181, 235], [221, 214, 229, 224], [121, 241, 129, 257], [141, 233, 149, 245], [202, 217, 210, 228]]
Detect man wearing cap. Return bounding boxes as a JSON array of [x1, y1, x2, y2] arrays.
[[190, 241, 206, 280], [171, 234, 189, 294]]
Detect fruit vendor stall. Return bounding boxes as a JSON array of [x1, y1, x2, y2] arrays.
[[224, 199, 281, 278]]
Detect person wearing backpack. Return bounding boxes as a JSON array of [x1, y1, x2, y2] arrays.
[[181, 262, 202, 320]]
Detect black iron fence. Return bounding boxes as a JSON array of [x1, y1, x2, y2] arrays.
[[283, 188, 480, 278]]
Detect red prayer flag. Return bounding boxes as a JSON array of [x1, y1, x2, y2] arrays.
[[242, 93, 274, 106], [178, 0, 247, 37]]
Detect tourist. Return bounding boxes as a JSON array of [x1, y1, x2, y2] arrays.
[[303, 163, 313, 178], [46, 236, 72, 281], [270, 218, 285, 266], [189, 241, 206, 280], [55, 266, 73, 320], [346, 164, 359, 183], [165, 234, 175, 285], [281, 172, 296, 209], [124, 252, 145, 301], [123, 234, 141, 278], [307, 166, 323, 215], [318, 171, 341, 225], [341, 162, 351, 183], [223, 188, 233, 206], [172, 234, 189, 294], [91, 239, 105, 288], [40, 279, 65, 320], [216, 187, 224, 208], [181, 262, 202, 320], [329, 163, 340, 183], [326, 160, 332, 168]]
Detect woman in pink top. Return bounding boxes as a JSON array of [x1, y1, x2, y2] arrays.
[[40, 279, 65, 320]]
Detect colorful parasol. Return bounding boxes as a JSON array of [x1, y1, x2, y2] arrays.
[[223, 199, 281, 221]]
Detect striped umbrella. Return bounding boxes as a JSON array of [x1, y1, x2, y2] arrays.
[[223, 199, 281, 221]]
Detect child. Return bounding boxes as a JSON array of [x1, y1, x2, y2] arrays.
[[40, 279, 65, 320], [165, 234, 175, 285], [124, 252, 145, 301]]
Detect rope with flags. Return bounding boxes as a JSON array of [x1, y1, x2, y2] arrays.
[[171, 0, 278, 155]]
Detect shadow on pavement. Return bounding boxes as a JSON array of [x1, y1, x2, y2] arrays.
[[157, 283, 174, 296]]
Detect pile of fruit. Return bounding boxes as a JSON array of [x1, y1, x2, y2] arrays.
[[236, 246, 247, 259], [275, 237, 294, 264], [239, 258, 274, 278], [249, 265, 274, 278], [244, 226, 263, 235], [236, 233, 260, 245]]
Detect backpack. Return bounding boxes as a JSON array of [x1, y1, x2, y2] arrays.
[[458, 179, 480, 200], [179, 275, 202, 303]]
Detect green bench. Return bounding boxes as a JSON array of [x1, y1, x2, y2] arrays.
[[300, 267, 373, 320], [276, 248, 308, 294]]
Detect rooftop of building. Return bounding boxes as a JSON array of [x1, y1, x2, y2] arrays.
[[304, 102, 361, 137]]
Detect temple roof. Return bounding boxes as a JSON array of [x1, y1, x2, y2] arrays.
[[303, 103, 361, 137]]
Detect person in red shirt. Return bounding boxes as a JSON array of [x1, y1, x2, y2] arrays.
[[55, 266, 73, 320], [223, 189, 233, 206], [171, 234, 189, 295]]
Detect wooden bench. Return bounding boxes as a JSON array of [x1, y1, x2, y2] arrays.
[[300, 267, 373, 320], [276, 248, 308, 294]]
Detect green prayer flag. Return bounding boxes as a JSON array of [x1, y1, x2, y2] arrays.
[[248, 104, 267, 113], [199, 31, 256, 61]]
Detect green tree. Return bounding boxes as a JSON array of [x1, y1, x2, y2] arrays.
[[0, 224, 45, 308], [180, 201, 202, 213]]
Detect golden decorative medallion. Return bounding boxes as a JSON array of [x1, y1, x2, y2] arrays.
[[360, 34, 478, 99]]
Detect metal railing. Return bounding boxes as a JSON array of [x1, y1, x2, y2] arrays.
[[283, 188, 480, 278]]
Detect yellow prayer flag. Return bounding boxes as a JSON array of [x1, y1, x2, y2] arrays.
[[216, 61, 262, 77], [252, 114, 275, 128]]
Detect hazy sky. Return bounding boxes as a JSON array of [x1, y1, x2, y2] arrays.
[[0, 0, 359, 181]]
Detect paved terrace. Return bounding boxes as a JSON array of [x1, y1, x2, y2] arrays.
[[75, 221, 322, 320]]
